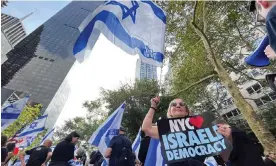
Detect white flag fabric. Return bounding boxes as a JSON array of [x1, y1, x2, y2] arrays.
[[40, 128, 55, 145], [18, 115, 47, 137], [132, 128, 141, 159], [73, 0, 166, 66], [88, 103, 125, 165], [1, 96, 29, 131], [204, 157, 218, 166]]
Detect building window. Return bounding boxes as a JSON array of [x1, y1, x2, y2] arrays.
[[250, 70, 261, 77], [261, 95, 272, 104], [246, 83, 262, 94], [232, 109, 241, 116], [254, 99, 264, 106]]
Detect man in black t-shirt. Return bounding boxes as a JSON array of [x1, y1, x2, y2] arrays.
[[19, 139, 52, 166], [104, 127, 135, 166], [1, 135, 8, 164]]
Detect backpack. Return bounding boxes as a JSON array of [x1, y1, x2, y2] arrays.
[[117, 136, 135, 166]]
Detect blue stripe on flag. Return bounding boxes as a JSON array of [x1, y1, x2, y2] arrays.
[[144, 139, 159, 166], [141, 1, 166, 24], [37, 115, 48, 120], [18, 127, 45, 137], [1, 113, 20, 119], [73, 10, 164, 63], [41, 128, 55, 144], [132, 136, 140, 152], [91, 111, 119, 146]]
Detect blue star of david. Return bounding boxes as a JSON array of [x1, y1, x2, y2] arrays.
[[106, 1, 139, 24], [30, 122, 38, 129]]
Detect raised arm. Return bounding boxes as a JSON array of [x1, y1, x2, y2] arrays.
[[142, 97, 160, 139]]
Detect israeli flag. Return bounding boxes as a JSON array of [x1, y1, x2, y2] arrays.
[[144, 138, 166, 166], [18, 115, 47, 137], [132, 128, 141, 159], [88, 103, 125, 165], [40, 128, 55, 145], [73, 0, 166, 66], [1, 96, 29, 131]]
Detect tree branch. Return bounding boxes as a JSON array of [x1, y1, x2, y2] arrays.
[[243, 97, 256, 100], [192, 1, 198, 23], [234, 22, 253, 50], [202, 1, 207, 33], [223, 61, 264, 82], [169, 74, 217, 97]]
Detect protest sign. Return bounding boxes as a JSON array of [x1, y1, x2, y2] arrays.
[[157, 112, 232, 164]]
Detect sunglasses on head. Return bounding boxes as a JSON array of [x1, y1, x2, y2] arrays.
[[170, 102, 186, 107]]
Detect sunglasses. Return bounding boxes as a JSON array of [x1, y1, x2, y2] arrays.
[[170, 102, 186, 107]]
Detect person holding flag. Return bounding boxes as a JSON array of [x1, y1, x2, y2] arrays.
[[88, 102, 126, 166], [104, 126, 135, 166], [19, 139, 52, 166]]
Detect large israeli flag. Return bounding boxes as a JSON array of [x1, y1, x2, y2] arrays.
[[18, 115, 47, 137], [1, 96, 29, 131], [132, 128, 141, 159], [88, 103, 125, 165], [40, 128, 55, 145], [73, 0, 166, 66]]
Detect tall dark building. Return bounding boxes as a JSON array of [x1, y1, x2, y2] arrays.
[[1, 1, 103, 129]]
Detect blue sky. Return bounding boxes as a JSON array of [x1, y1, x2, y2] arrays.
[[2, 1, 71, 34]]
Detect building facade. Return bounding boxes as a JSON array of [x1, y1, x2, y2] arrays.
[[1, 1, 103, 129], [1, 13, 27, 64], [135, 58, 158, 80], [218, 69, 276, 136]]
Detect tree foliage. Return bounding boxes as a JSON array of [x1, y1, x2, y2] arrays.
[[3, 104, 42, 137], [55, 80, 174, 143], [158, 1, 276, 152]]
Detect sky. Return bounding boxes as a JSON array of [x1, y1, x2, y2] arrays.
[[2, 1, 166, 127]]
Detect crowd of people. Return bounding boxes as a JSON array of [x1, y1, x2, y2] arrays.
[[2, 96, 275, 166]]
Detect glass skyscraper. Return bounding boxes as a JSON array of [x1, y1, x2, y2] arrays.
[[1, 1, 103, 129], [1, 13, 27, 64], [135, 58, 158, 80]]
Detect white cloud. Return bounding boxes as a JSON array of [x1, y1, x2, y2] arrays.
[[55, 34, 139, 127]]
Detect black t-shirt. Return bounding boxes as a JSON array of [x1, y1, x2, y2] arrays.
[[108, 134, 132, 166], [50, 140, 75, 164], [264, 158, 276, 166], [26, 145, 52, 166], [229, 128, 265, 166], [138, 136, 150, 165], [1, 147, 8, 163]]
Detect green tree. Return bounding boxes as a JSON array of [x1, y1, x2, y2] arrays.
[[160, 1, 276, 152], [54, 101, 107, 151], [3, 104, 42, 137]]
